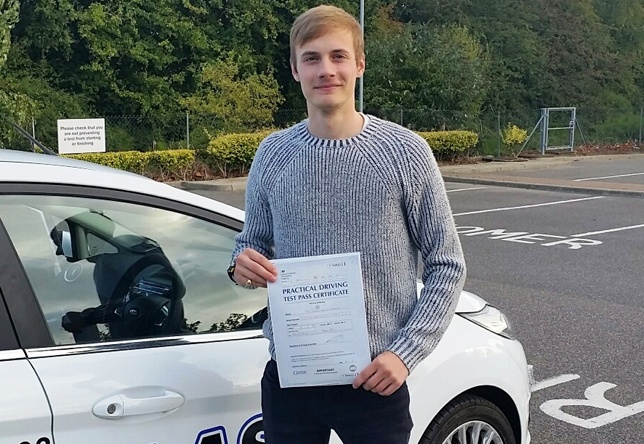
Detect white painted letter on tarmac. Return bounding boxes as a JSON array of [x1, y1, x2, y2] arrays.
[[463, 228, 529, 239], [502, 233, 567, 245], [455, 226, 486, 235], [455, 225, 603, 249], [540, 382, 644, 429], [541, 238, 603, 250]]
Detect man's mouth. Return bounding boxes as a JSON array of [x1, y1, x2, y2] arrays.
[[315, 84, 341, 90]]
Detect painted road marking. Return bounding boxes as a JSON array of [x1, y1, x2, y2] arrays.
[[574, 223, 644, 237], [531, 367, 644, 429], [447, 186, 487, 193], [574, 172, 644, 182], [540, 382, 644, 429], [456, 225, 603, 249], [453, 196, 603, 217], [532, 374, 581, 392]]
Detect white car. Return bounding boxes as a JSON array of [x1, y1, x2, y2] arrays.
[[0, 150, 530, 444]]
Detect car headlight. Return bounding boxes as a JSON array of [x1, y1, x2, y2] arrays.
[[459, 305, 515, 340]]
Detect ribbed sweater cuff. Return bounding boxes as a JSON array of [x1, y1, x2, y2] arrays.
[[388, 337, 426, 373]]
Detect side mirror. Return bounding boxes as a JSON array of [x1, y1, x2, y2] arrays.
[[60, 230, 73, 259], [51, 222, 82, 263]]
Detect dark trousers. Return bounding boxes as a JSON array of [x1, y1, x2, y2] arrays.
[[261, 360, 413, 444]]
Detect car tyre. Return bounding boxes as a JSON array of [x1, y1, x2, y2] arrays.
[[420, 394, 516, 444]]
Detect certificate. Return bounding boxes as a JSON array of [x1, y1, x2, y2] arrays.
[[267, 252, 371, 388]]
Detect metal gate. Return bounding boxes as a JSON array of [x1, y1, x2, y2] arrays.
[[522, 107, 578, 155]]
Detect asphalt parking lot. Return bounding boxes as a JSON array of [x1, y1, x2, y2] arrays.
[[182, 153, 644, 444]]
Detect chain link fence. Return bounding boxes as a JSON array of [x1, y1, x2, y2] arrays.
[[7, 105, 643, 155]]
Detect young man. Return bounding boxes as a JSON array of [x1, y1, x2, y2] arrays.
[[228, 5, 466, 443]]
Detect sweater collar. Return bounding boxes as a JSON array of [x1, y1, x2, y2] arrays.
[[296, 115, 380, 148]]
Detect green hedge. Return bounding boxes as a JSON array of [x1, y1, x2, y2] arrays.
[[416, 130, 479, 160], [198, 130, 273, 177], [66, 149, 195, 178], [65, 129, 478, 179]]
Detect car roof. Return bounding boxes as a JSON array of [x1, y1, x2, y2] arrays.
[[0, 150, 245, 221], [0, 149, 144, 176]]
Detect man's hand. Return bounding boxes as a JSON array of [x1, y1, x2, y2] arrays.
[[61, 311, 89, 333], [352, 351, 409, 396], [234, 248, 278, 287]]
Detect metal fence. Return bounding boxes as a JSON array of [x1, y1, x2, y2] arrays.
[[6, 105, 643, 155]]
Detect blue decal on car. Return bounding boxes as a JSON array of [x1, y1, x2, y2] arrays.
[[195, 425, 228, 444], [237, 413, 264, 444]]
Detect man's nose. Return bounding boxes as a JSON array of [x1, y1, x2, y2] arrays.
[[318, 57, 336, 77]]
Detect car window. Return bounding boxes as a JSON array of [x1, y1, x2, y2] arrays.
[[0, 194, 265, 346]]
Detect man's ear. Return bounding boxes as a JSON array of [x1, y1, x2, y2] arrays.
[[356, 56, 366, 78], [291, 63, 300, 82]]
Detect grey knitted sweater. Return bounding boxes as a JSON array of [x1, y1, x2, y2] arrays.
[[233, 116, 466, 371]]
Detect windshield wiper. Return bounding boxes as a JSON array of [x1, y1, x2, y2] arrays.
[[0, 114, 58, 156]]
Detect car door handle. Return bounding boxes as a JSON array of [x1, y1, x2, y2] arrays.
[[93, 390, 185, 419]]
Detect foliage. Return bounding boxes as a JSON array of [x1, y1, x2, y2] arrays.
[[180, 58, 284, 133], [0, 0, 19, 69], [500, 124, 528, 157], [385, 0, 642, 117], [0, 0, 33, 149], [199, 130, 274, 177], [107, 127, 138, 152], [365, 15, 489, 125], [207, 313, 249, 333], [0, 77, 38, 149], [67, 149, 195, 178], [415, 130, 479, 160], [502, 124, 528, 147], [2, 0, 643, 152], [64, 128, 478, 178], [0, 69, 90, 150], [591, 112, 643, 143]]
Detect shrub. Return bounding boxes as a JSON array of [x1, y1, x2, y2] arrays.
[[592, 113, 641, 144], [67, 149, 195, 180], [106, 127, 137, 152], [199, 130, 274, 177], [501, 124, 528, 156], [63, 129, 481, 180], [416, 130, 479, 161]]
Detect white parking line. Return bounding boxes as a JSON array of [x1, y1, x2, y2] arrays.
[[573, 223, 644, 237], [532, 374, 581, 392], [574, 172, 644, 182], [453, 196, 603, 217], [447, 186, 487, 193]]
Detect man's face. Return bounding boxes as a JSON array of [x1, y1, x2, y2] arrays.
[[291, 30, 365, 115]]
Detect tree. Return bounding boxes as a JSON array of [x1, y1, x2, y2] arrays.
[[180, 57, 284, 133], [365, 8, 489, 130], [0, 0, 19, 69], [592, 0, 644, 103], [2, 0, 643, 147], [0, 0, 36, 149]]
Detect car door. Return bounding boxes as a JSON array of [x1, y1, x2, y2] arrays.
[[0, 183, 268, 444], [0, 221, 54, 444]]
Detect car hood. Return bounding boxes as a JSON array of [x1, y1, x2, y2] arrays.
[[416, 282, 487, 314]]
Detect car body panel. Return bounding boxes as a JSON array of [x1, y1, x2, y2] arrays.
[[27, 334, 268, 444], [406, 315, 531, 444], [0, 352, 54, 443]]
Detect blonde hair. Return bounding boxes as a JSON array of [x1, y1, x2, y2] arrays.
[[290, 5, 364, 66]]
